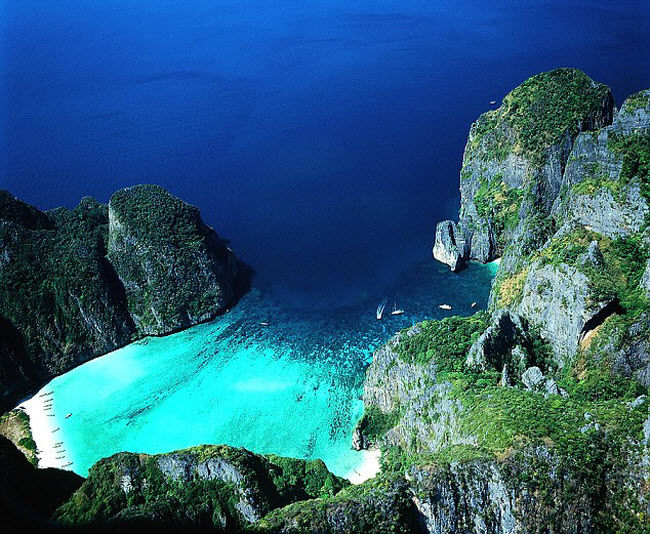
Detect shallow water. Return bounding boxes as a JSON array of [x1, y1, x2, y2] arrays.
[[42, 260, 496, 478]]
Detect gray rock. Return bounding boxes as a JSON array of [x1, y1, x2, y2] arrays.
[[579, 240, 603, 268], [614, 89, 650, 133], [521, 366, 545, 392], [609, 314, 650, 388], [362, 327, 476, 452], [544, 378, 560, 396], [432, 220, 467, 272], [352, 426, 367, 451], [466, 219, 496, 263], [443, 69, 613, 269], [466, 310, 528, 375], [628, 395, 647, 409], [515, 261, 615, 367]]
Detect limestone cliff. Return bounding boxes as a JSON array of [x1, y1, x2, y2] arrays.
[[348, 74, 649, 533], [433, 68, 614, 271], [53, 445, 348, 532], [107, 185, 237, 335], [0, 185, 239, 412]]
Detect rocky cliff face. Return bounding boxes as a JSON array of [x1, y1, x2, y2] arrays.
[[0, 185, 239, 412], [107, 185, 237, 335], [350, 73, 649, 533], [433, 68, 614, 271], [53, 445, 347, 532], [492, 88, 650, 372]]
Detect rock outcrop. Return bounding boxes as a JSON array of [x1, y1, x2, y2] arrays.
[[433, 68, 614, 271], [0, 185, 239, 412], [107, 185, 237, 335], [432, 220, 468, 271], [53, 445, 347, 531], [350, 74, 649, 533]]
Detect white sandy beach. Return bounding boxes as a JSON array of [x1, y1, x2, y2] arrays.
[[347, 448, 381, 484], [19, 387, 72, 471]]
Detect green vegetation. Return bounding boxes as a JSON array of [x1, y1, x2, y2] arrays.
[[395, 312, 488, 370], [608, 130, 650, 203], [468, 68, 611, 166], [473, 176, 523, 235], [572, 173, 623, 199], [252, 474, 413, 534], [54, 453, 240, 529], [493, 267, 528, 308], [355, 406, 401, 443], [107, 184, 234, 334], [535, 227, 648, 322], [108, 185, 207, 251], [0, 196, 134, 373], [501, 68, 610, 164], [54, 446, 349, 530], [0, 409, 38, 466], [622, 90, 649, 114], [266, 455, 348, 501]]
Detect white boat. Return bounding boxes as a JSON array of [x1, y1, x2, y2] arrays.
[[390, 302, 404, 316], [439, 304, 452, 310], [376, 299, 388, 320], [471, 301, 477, 308], [260, 322, 269, 326]]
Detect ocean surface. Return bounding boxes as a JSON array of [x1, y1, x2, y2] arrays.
[[2, 0, 649, 306], [34, 260, 496, 478], [1, 1, 649, 477]]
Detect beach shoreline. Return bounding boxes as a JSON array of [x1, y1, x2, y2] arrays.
[[347, 448, 381, 484], [19, 387, 72, 471]]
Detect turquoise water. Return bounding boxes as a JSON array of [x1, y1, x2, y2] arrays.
[[43, 260, 496, 478]]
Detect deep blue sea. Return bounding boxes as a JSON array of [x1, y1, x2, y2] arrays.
[[2, 1, 649, 478]]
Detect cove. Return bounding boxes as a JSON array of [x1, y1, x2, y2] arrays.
[[27, 259, 497, 479]]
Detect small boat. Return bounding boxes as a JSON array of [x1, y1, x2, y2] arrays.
[[63, 462, 73, 467], [66, 413, 72, 419], [376, 299, 388, 320], [260, 322, 269, 326], [471, 301, 477, 308], [390, 302, 404, 316], [489, 100, 496, 105], [52, 427, 60, 433], [439, 304, 452, 310], [55, 442, 63, 446]]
